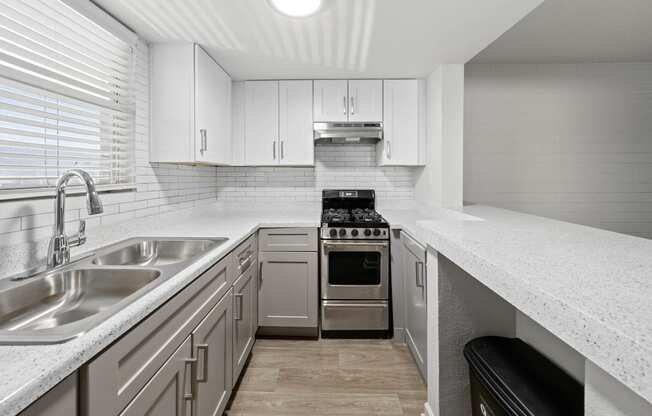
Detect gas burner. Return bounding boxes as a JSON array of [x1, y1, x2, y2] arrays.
[[322, 208, 351, 223], [320, 190, 389, 240]]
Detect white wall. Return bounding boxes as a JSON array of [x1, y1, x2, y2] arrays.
[[415, 64, 465, 209], [464, 63, 652, 238], [215, 143, 418, 205], [0, 41, 218, 271]]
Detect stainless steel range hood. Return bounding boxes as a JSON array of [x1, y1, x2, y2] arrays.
[[313, 122, 383, 144]]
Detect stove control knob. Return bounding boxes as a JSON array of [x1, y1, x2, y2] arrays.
[[329, 229, 337, 237], [364, 229, 372, 237], [373, 229, 381, 236], [339, 229, 347, 237], [351, 229, 359, 237]]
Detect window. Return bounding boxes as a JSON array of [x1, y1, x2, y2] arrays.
[[0, 0, 136, 198]]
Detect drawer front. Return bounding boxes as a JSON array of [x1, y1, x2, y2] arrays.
[[231, 233, 257, 276], [82, 256, 232, 416], [321, 300, 389, 331], [401, 231, 426, 261], [259, 228, 317, 252]]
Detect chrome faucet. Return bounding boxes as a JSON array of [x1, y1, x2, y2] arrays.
[[47, 169, 104, 268]]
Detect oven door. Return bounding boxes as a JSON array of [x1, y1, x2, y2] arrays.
[[321, 240, 389, 300]]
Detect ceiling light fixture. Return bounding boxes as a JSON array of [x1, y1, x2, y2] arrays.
[[269, 0, 322, 17]]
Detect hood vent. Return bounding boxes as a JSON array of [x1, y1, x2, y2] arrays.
[[313, 122, 383, 144]]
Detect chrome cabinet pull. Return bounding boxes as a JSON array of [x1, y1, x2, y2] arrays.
[[234, 293, 244, 320], [387, 140, 392, 159], [199, 129, 207, 154], [195, 344, 209, 383], [350, 96, 355, 115], [415, 261, 425, 287], [280, 140, 284, 160], [343, 96, 347, 115], [183, 357, 197, 401], [272, 140, 276, 159]]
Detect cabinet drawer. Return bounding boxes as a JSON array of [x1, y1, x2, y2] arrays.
[[258, 228, 317, 252], [81, 256, 232, 416], [231, 233, 257, 276], [401, 231, 425, 261]]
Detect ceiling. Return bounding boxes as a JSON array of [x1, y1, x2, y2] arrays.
[[471, 0, 652, 63], [93, 0, 542, 80]]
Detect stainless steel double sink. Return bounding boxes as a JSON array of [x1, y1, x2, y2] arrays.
[[0, 237, 227, 344]]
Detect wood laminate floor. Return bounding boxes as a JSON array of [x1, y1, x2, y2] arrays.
[[226, 338, 427, 416]]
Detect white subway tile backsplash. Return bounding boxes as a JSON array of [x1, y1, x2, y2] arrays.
[[215, 143, 419, 203]]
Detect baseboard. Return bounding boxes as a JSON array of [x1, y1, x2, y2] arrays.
[[423, 401, 435, 416], [256, 326, 319, 338], [392, 327, 405, 343]]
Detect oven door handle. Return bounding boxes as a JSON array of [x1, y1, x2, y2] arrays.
[[322, 241, 389, 249]]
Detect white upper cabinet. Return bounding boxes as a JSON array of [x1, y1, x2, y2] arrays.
[[314, 80, 382, 122], [151, 43, 232, 165], [313, 80, 348, 122], [244, 81, 279, 165], [195, 45, 232, 164], [348, 80, 383, 122], [379, 79, 426, 166], [279, 81, 314, 165], [241, 80, 314, 166]]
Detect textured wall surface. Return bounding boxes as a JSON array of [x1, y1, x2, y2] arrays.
[[216, 143, 419, 205], [464, 63, 652, 238]]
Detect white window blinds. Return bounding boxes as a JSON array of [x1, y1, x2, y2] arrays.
[[0, 0, 136, 195]]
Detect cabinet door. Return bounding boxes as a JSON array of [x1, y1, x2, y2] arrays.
[[195, 44, 232, 164], [279, 80, 314, 165], [119, 337, 193, 416], [258, 251, 318, 328], [193, 288, 233, 416], [348, 79, 382, 122], [233, 265, 256, 383], [313, 80, 348, 122], [381, 80, 420, 165], [245, 81, 279, 165], [402, 235, 427, 381]]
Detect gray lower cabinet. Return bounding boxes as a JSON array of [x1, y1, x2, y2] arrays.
[[233, 263, 257, 384], [81, 255, 233, 416], [20, 373, 77, 416], [119, 337, 194, 416], [402, 231, 427, 381], [258, 251, 318, 328], [193, 288, 233, 416]]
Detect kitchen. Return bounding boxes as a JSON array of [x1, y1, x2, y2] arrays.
[[0, 0, 650, 415]]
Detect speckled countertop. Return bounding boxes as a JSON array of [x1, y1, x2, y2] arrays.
[[1, 202, 651, 414], [0, 202, 321, 416], [382, 204, 652, 404]]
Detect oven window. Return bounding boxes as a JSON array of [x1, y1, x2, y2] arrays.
[[328, 252, 381, 285]]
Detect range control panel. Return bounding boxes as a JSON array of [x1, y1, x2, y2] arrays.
[[320, 226, 389, 240]]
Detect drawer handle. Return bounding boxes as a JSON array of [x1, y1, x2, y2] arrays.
[[195, 344, 209, 383], [239, 254, 254, 272], [183, 357, 197, 400], [234, 293, 244, 320], [415, 261, 425, 287]]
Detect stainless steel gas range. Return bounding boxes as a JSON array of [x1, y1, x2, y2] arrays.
[[320, 189, 390, 335]]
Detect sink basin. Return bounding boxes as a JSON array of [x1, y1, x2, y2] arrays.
[[0, 236, 228, 344], [93, 238, 225, 267], [0, 268, 160, 343]]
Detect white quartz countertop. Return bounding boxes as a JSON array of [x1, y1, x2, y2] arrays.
[[0, 202, 320, 416], [1, 201, 651, 414], [383, 204, 652, 404]]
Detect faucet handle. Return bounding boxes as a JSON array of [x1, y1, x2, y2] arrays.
[[69, 219, 87, 247]]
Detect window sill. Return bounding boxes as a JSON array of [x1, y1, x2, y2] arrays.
[[0, 184, 137, 202]]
